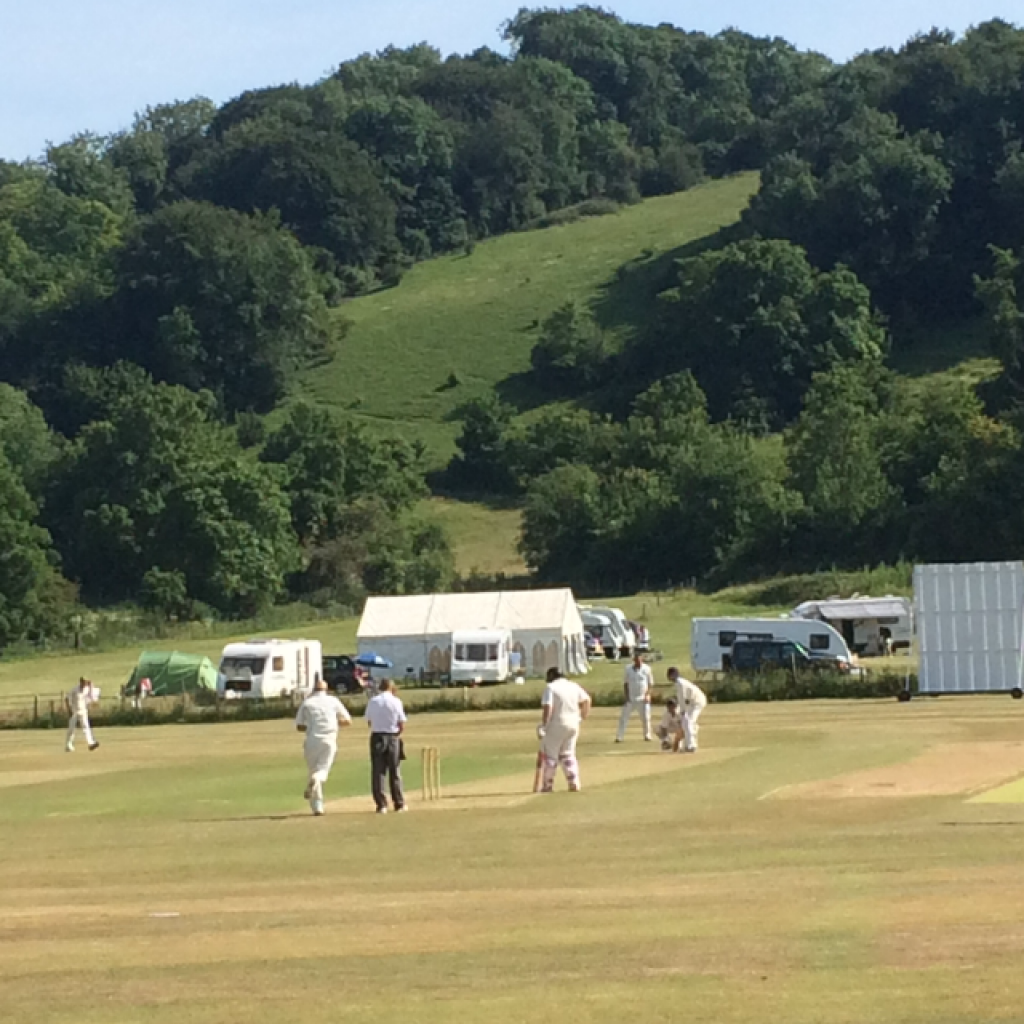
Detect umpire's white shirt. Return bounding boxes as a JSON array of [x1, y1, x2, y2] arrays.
[[365, 692, 407, 733], [623, 663, 653, 701], [295, 693, 351, 741]]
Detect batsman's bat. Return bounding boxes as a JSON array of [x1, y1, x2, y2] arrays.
[[532, 749, 544, 793]]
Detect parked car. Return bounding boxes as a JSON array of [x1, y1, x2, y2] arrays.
[[323, 655, 366, 694], [727, 639, 855, 675]]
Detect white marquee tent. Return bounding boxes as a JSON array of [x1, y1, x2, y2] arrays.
[[357, 589, 590, 678]]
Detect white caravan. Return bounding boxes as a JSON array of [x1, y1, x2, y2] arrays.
[[791, 596, 913, 656], [218, 638, 323, 699], [450, 629, 512, 684], [579, 605, 636, 658], [691, 618, 855, 673]]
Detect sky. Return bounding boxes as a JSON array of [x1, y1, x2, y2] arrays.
[[2, 1, 1021, 162]]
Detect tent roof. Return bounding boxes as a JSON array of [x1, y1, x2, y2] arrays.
[[793, 597, 910, 621], [358, 589, 584, 638]]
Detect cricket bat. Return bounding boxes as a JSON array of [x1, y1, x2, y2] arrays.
[[532, 749, 544, 793]]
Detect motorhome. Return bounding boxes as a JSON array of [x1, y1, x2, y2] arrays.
[[791, 596, 913, 656], [579, 605, 636, 658], [691, 618, 856, 673], [450, 629, 512, 684], [218, 638, 323, 699]]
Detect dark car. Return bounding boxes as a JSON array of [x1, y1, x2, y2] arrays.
[[727, 639, 852, 674], [323, 655, 366, 694]]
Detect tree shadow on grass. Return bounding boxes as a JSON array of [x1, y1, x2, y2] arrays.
[[590, 223, 742, 338]]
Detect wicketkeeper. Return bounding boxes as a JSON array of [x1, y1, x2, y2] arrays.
[[295, 677, 352, 815], [536, 667, 591, 793], [655, 698, 685, 751]]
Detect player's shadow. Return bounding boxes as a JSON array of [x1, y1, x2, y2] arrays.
[[198, 813, 312, 822]]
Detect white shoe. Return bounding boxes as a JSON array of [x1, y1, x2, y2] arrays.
[[376, 807, 388, 814], [311, 799, 324, 816], [65, 745, 74, 753]]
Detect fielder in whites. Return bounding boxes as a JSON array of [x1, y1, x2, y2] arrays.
[[655, 698, 685, 752], [295, 678, 352, 815], [537, 667, 592, 792], [65, 677, 100, 752], [667, 667, 707, 752], [616, 652, 653, 742]]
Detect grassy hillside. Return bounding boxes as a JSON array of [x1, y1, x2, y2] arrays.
[[301, 174, 761, 465]]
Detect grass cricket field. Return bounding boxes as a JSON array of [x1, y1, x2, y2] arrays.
[[3, 697, 1024, 1023]]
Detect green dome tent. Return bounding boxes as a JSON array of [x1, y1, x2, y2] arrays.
[[127, 651, 219, 696]]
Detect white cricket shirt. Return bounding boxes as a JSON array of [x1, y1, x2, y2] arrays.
[[659, 708, 684, 732], [675, 677, 707, 709], [623, 663, 653, 701], [365, 691, 407, 733], [295, 693, 351, 741], [541, 678, 591, 730], [68, 686, 96, 715]]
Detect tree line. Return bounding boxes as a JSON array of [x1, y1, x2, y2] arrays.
[[4, 7, 1024, 644]]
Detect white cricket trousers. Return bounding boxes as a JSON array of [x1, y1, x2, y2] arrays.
[[617, 699, 651, 741], [682, 706, 704, 751], [540, 724, 581, 792], [65, 712, 94, 751], [304, 738, 338, 800]]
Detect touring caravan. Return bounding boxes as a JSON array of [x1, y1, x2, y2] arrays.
[[218, 638, 323, 699], [450, 629, 512, 684], [791, 596, 913, 656], [691, 618, 856, 673]]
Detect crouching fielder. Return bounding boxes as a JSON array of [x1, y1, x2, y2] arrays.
[[537, 667, 591, 793], [295, 678, 352, 815], [667, 667, 707, 753]]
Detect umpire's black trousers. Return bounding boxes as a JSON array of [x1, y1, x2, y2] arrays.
[[370, 733, 405, 811]]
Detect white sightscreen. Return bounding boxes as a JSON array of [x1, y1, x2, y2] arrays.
[[914, 562, 1024, 694]]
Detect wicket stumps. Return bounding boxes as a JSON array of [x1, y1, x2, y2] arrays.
[[421, 746, 441, 802]]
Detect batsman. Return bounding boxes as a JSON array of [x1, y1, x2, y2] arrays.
[[535, 666, 592, 793]]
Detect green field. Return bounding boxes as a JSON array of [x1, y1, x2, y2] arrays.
[[3, 696, 1024, 1024], [301, 174, 760, 464]]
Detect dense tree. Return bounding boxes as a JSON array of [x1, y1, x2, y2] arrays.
[[0, 383, 61, 493], [111, 201, 333, 412], [649, 238, 886, 428], [260, 402, 426, 545], [0, 453, 71, 648], [46, 380, 300, 614]]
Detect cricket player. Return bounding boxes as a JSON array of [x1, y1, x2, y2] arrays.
[[655, 698, 685, 751], [365, 680, 407, 814], [616, 652, 653, 742], [537, 666, 591, 792], [667, 666, 707, 752], [65, 677, 99, 752], [295, 678, 352, 815]]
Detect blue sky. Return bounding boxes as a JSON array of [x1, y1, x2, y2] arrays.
[[2, 1, 1019, 161]]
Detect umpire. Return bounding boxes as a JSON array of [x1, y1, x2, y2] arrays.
[[365, 679, 407, 814]]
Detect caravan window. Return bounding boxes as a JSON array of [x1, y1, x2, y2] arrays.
[[455, 643, 497, 662], [272, 656, 285, 672], [809, 634, 831, 651], [718, 631, 737, 648], [220, 656, 266, 676], [877, 617, 899, 625]]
